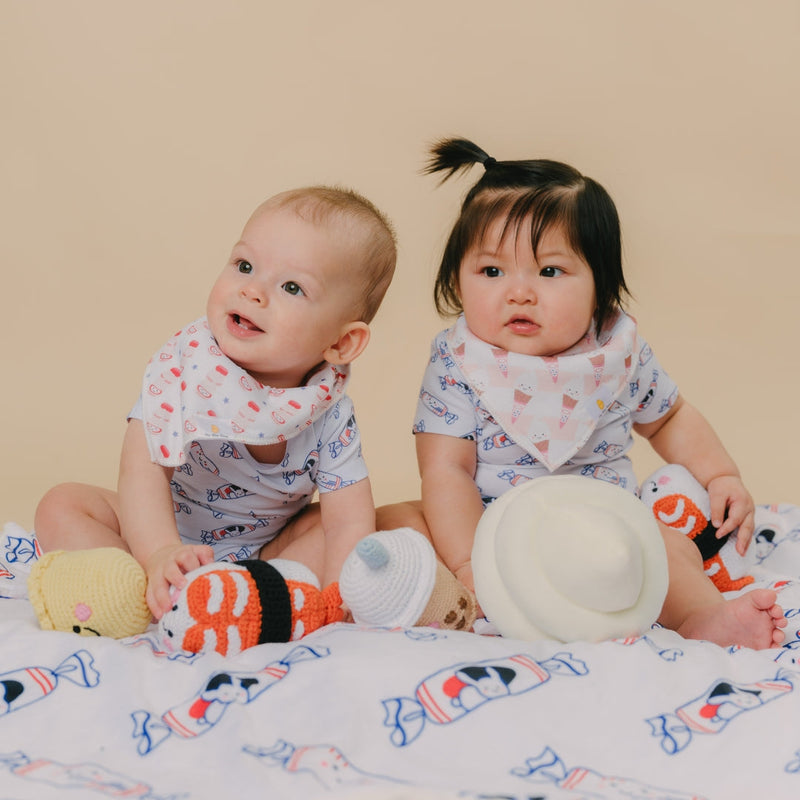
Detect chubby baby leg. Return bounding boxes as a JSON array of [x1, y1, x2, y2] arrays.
[[258, 502, 325, 581], [376, 500, 431, 539], [259, 500, 431, 587], [657, 523, 785, 649], [34, 482, 125, 552], [677, 588, 786, 649]]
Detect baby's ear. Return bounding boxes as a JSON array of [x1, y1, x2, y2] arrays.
[[324, 321, 371, 365]]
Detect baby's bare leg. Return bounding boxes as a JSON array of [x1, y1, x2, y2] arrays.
[[376, 500, 431, 540], [34, 482, 126, 552], [678, 589, 786, 648], [657, 523, 785, 649], [258, 503, 326, 581], [259, 500, 432, 584]]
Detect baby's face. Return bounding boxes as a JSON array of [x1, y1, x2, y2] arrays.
[[458, 217, 596, 357], [206, 204, 359, 387]]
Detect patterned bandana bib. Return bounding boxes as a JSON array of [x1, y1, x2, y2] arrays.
[[141, 317, 349, 467], [445, 312, 638, 471]]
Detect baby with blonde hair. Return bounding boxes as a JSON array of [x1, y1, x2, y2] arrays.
[[36, 185, 396, 620]]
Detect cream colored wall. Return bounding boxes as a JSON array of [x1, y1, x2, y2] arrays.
[[2, 1, 798, 531]]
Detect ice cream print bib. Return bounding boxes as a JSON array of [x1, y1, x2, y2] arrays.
[[445, 312, 638, 472], [141, 318, 348, 467]]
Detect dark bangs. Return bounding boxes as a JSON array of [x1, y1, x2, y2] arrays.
[[434, 191, 519, 316], [434, 176, 628, 334]]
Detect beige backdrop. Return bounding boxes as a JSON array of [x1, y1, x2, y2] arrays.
[[2, 1, 798, 531]]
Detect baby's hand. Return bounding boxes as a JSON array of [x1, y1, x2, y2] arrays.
[[145, 543, 214, 619], [707, 474, 755, 555]]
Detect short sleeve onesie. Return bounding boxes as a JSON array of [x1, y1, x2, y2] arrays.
[[413, 312, 678, 503], [130, 317, 369, 561], [130, 394, 367, 560]]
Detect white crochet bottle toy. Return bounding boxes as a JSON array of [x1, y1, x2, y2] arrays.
[[339, 528, 477, 631]]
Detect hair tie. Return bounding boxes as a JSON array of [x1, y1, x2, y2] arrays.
[[483, 156, 497, 170]]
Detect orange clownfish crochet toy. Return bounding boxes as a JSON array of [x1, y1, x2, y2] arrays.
[[158, 559, 344, 657], [640, 463, 754, 593]]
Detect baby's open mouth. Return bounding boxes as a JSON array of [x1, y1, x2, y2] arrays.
[[231, 313, 262, 333]]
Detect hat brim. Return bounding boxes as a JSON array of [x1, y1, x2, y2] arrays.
[[472, 475, 668, 642]]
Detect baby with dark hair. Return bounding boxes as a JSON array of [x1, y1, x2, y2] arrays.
[[390, 137, 785, 649]]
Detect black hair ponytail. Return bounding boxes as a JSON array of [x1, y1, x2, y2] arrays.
[[424, 135, 629, 330], [424, 138, 495, 182]]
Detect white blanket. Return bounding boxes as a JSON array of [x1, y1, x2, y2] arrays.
[[3, 507, 800, 800]]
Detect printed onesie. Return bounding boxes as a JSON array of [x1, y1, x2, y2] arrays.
[[413, 312, 678, 503], [130, 317, 368, 560]]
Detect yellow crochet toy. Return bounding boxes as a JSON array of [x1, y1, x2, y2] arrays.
[[28, 548, 152, 638]]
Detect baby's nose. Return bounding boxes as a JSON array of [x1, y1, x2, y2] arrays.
[[240, 283, 266, 305], [509, 279, 536, 302]]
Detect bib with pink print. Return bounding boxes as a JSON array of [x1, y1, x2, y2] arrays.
[[141, 318, 349, 467], [445, 312, 638, 471]]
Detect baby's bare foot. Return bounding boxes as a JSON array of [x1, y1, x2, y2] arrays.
[[678, 588, 786, 649]]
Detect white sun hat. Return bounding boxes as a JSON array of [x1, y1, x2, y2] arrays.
[[472, 475, 668, 642]]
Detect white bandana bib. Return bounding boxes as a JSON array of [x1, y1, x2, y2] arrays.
[[445, 312, 638, 471], [141, 318, 349, 467]]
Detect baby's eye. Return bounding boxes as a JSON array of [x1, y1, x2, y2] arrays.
[[540, 266, 564, 278], [481, 266, 503, 278], [237, 260, 253, 274], [282, 281, 304, 296]]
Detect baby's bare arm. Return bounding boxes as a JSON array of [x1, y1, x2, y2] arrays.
[[416, 432, 484, 592], [318, 477, 376, 587], [635, 396, 755, 550], [118, 420, 212, 616]]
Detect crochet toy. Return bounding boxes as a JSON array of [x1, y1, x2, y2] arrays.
[[339, 528, 478, 631], [471, 475, 669, 642], [158, 558, 343, 657], [28, 548, 152, 639], [639, 463, 754, 592]]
